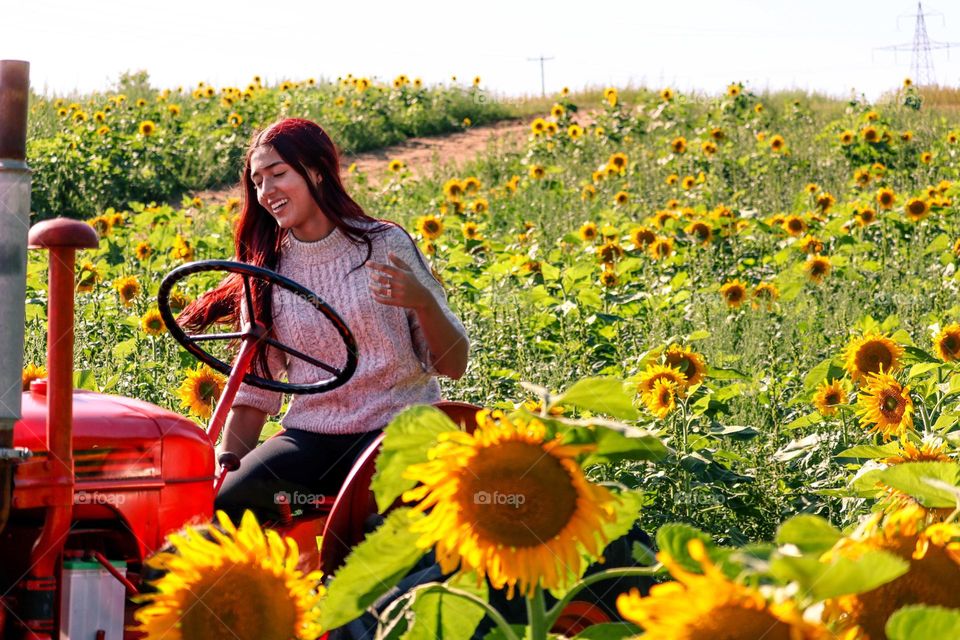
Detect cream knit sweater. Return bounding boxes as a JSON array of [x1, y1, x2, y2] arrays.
[[232, 221, 467, 434]]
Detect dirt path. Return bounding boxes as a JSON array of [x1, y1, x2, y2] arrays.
[[192, 116, 540, 205]]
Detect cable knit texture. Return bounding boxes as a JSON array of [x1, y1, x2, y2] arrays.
[[232, 221, 467, 434]]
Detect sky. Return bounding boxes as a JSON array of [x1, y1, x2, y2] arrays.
[[3, 0, 959, 101]]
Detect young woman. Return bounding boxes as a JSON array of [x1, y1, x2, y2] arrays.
[[178, 118, 469, 521]]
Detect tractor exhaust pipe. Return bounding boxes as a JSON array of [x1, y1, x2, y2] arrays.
[[0, 59, 30, 538]]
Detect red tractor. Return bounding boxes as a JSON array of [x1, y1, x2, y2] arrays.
[[0, 60, 626, 639]]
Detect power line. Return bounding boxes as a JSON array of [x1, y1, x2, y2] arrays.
[[875, 2, 960, 86], [527, 54, 554, 97]]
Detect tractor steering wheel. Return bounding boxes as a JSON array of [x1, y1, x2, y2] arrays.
[[158, 260, 358, 394]]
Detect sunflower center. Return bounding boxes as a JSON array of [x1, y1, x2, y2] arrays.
[[199, 380, 220, 403], [881, 391, 904, 417], [179, 562, 299, 640], [856, 343, 894, 376], [909, 201, 927, 216], [942, 334, 960, 355], [685, 603, 797, 640], [458, 440, 578, 548]]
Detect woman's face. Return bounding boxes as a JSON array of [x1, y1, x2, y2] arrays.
[[250, 145, 327, 240]]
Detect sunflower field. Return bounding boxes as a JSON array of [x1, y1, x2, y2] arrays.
[[20, 79, 960, 639], [26, 72, 511, 219]]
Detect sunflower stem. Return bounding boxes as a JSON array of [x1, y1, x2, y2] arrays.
[[526, 585, 547, 640], [423, 584, 521, 640], [543, 566, 664, 630]]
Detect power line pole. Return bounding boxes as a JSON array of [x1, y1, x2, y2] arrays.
[[527, 55, 554, 97], [876, 2, 960, 86]]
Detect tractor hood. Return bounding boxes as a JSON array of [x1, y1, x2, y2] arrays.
[[15, 385, 213, 482]]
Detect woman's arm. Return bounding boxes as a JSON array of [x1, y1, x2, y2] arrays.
[[216, 405, 269, 460], [367, 252, 469, 379]]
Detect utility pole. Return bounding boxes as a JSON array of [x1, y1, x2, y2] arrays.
[[527, 55, 554, 97], [876, 2, 959, 86]]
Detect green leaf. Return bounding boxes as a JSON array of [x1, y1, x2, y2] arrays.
[[555, 377, 639, 420], [908, 362, 941, 379], [581, 427, 668, 465], [803, 357, 844, 391], [403, 574, 488, 640], [775, 515, 842, 554], [111, 337, 138, 359], [655, 523, 713, 573], [836, 441, 902, 459], [886, 605, 960, 640], [782, 411, 822, 431], [320, 508, 428, 630], [875, 462, 960, 508], [708, 366, 750, 380], [572, 622, 643, 639], [372, 406, 459, 512], [687, 329, 710, 341], [73, 369, 98, 391], [770, 549, 908, 600]]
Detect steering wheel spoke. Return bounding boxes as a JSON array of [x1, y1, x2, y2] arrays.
[[157, 260, 358, 394]]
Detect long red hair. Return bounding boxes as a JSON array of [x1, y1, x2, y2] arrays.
[[178, 118, 387, 377]]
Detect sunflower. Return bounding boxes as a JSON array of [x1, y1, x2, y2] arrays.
[[876, 188, 896, 210], [387, 159, 405, 173], [115, 276, 141, 307], [904, 197, 930, 222], [700, 140, 717, 155], [177, 365, 226, 419], [530, 118, 547, 135], [416, 215, 444, 240], [618, 539, 826, 640], [680, 175, 696, 190], [567, 124, 583, 139], [856, 207, 878, 226], [823, 507, 960, 640], [599, 267, 619, 288], [642, 379, 678, 419], [603, 87, 618, 107], [402, 410, 617, 598], [170, 235, 194, 261], [844, 333, 903, 382], [227, 112, 243, 127], [854, 168, 871, 187], [769, 134, 786, 152], [719, 279, 748, 308], [855, 371, 914, 440], [920, 151, 933, 164], [664, 345, 707, 386], [659, 87, 674, 102], [133, 511, 324, 640], [754, 103, 764, 114], [782, 215, 807, 237], [839, 130, 855, 145], [883, 438, 952, 465], [22, 363, 47, 391], [813, 379, 847, 417], [816, 192, 836, 212], [647, 237, 674, 260], [141, 309, 166, 336], [931, 323, 960, 362], [462, 222, 481, 240], [461, 176, 481, 194], [597, 240, 624, 263], [529, 165, 545, 180], [726, 83, 741, 97], [76, 261, 102, 293], [630, 226, 656, 249], [804, 255, 832, 284], [670, 137, 687, 154], [96, 125, 110, 136], [684, 221, 712, 245], [551, 103, 565, 119], [578, 222, 599, 243], [138, 120, 157, 136], [861, 126, 879, 143], [469, 198, 488, 215], [637, 364, 689, 398], [752, 282, 780, 309], [442, 178, 464, 200], [613, 191, 630, 206]]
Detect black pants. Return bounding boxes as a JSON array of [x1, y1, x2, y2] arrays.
[[215, 428, 382, 523]]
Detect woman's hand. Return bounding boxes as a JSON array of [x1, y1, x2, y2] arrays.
[[366, 252, 436, 311]]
